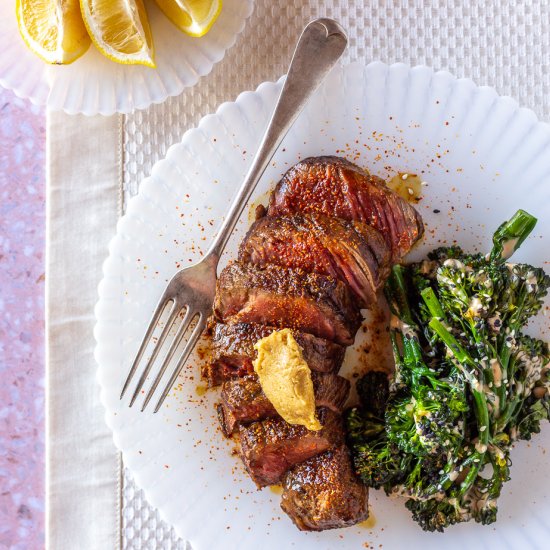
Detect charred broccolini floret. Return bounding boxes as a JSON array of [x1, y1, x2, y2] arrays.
[[385, 384, 468, 457], [405, 497, 465, 532], [345, 406, 408, 489], [356, 370, 389, 419], [346, 209, 550, 532]]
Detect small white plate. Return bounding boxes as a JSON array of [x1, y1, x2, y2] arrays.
[[95, 62, 550, 549], [0, 0, 253, 115]]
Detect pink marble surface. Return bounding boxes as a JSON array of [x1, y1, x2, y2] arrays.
[[0, 88, 45, 550]]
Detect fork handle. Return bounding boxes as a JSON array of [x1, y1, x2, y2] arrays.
[[206, 18, 347, 260]]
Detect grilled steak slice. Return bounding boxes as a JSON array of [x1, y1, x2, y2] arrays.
[[217, 372, 350, 435], [204, 322, 345, 387], [281, 445, 369, 531], [239, 213, 391, 306], [238, 408, 344, 487], [214, 262, 361, 345], [268, 156, 424, 262]]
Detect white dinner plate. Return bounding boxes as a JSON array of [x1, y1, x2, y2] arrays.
[[95, 62, 550, 549], [0, 0, 253, 115]]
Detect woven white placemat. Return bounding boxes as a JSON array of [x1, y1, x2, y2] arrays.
[[120, 1, 550, 548]]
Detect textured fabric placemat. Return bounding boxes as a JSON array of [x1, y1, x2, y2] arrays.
[[121, 2, 550, 547], [47, 2, 550, 549]]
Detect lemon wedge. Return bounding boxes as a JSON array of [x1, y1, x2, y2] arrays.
[[155, 0, 222, 37], [80, 0, 155, 67], [16, 0, 91, 64]]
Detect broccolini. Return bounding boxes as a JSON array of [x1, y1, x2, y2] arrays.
[[346, 209, 550, 532]]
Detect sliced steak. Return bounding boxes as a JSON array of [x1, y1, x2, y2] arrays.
[[217, 372, 350, 435], [238, 408, 344, 487], [268, 156, 424, 262], [281, 445, 369, 531], [204, 322, 345, 387], [239, 213, 391, 306], [213, 262, 361, 345]]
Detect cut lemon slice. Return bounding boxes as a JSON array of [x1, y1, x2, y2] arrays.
[[16, 0, 91, 65], [155, 0, 222, 37], [80, 0, 155, 67]]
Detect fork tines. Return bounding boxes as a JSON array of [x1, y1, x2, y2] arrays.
[[120, 297, 205, 413]]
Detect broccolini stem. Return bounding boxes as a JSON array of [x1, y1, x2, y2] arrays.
[[495, 369, 531, 433], [496, 278, 534, 413], [403, 334, 424, 367], [473, 390, 490, 447], [491, 216, 537, 410], [495, 349, 533, 430], [428, 318, 477, 370], [458, 390, 490, 497], [387, 266, 443, 388], [385, 265, 415, 326], [495, 399, 521, 434], [389, 329, 404, 370], [458, 452, 484, 497], [489, 209, 537, 263], [428, 319, 490, 432], [421, 287, 446, 319], [495, 345, 512, 415], [428, 316, 491, 497]]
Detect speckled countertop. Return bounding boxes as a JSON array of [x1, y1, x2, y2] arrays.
[[0, 88, 45, 549]]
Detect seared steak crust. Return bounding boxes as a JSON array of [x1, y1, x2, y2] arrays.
[[238, 408, 344, 487], [239, 213, 391, 306], [204, 322, 346, 387], [217, 372, 350, 435], [213, 262, 361, 345], [268, 156, 423, 262], [281, 445, 369, 531]]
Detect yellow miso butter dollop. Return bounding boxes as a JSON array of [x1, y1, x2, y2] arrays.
[[253, 329, 322, 431]]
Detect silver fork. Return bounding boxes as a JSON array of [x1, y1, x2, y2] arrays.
[[120, 18, 348, 413]]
